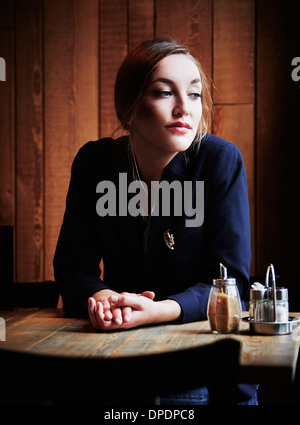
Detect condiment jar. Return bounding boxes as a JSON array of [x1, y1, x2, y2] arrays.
[[265, 287, 289, 322], [207, 263, 242, 333], [249, 287, 267, 321]]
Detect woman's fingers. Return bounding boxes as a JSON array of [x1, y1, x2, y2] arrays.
[[88, 296, 130, 329], [122, 306, 132, 323], [110, 294, 146, 310], [88, 297, 99, 328], [139, 291, 155, 300], [111, 305, 123, 325], [102, 298, 113, 321], [88, 297, 105, 329]]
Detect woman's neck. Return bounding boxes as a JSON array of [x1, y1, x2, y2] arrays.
[[130, 138, 177, 187]]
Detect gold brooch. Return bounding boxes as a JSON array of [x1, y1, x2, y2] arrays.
[[164, 230, 175, 250]]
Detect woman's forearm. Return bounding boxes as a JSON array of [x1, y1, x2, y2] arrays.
[[154, 299, 182, 323]]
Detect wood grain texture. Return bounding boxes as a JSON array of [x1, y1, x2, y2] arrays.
[[0, 29, 14, 226], [213, 0, 254, 104], [15, 0, 44, 281], [99, 0, 127, 138], [1, 0, 299, 314], [44, 0, 99, 280], [256, 0, 300, 307], [156, 0, 212, 80], [1, 308, 299, 388], [44, 0, 77, 281], [128, 0, 154, 51], [213, 104, 255, 274], [213, 0, 255, 274]]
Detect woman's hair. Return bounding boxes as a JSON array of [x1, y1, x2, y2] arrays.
[[114, 37, 212, 143]]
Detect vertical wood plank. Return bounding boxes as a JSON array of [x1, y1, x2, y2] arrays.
[[213, 105, 255, 275], [0, 0, 14, 229], [15, 0, 44, 281], [0, 28, 14, 227], [213, 0, 254, 104], [256, 0, 300, 309], [156, 0, 212, 81], [213, 0, 255, 274], [128, 0, 154, 52], [44, 0, 99, 280], [74, 0, 100, 145], [0, 0, 14, 28], [99, 0, 127, 138]]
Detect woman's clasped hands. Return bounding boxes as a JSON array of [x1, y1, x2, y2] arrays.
[[88, 289, 181, 330], [88, 289, 155, 330]]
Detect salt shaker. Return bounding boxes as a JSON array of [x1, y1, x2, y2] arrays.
[[249, 286, 266, 321], [207, 263, 242, 333], [265, 264, 289, 322], [265, 287, 289, 322]]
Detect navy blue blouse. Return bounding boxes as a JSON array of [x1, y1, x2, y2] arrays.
[[53, 133, 251, 321]]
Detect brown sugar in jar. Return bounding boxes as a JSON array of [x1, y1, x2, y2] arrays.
[[208, 291, 240, 333], [207, 264, 242, 334]]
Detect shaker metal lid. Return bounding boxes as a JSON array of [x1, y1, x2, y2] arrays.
[[213, 263, 236, 285], [213, 277, 236, 286], [250, 288, 267, 300], [266, 287, 288, 301], [213, 264, 236, 285]]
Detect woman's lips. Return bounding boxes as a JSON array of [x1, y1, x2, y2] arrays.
[[165, 122, 191, 134]]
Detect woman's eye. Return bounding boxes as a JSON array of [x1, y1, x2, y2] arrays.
[[154, 90, 172, 98], [189, 92, 202, 100]]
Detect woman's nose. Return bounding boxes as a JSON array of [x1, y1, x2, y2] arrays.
[[173, 95, 189, 117]]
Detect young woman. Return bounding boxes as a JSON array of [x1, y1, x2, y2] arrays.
[[53, 38, 257, 404]]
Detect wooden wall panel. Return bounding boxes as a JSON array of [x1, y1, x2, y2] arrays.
[[213, 0, 255, 274], [44, 0, 99, 280], [213, 0, 254, 104], [256, 0, 300, 308], [128, 0, 154, 51], [0, 0, 13, 29], [1, 0, 298, 310], [156, 0, 212, 81], [99, 0, 127, 138], [0, 0, 14, 228], [44, 0, 74, 281], [0, 28, 14, 227], [213, 105, 255, 274], [15, 0, 44, 281], [75, 0, 100, 144]]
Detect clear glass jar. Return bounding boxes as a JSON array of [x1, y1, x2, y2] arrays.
[[265, 287, 289, 322], [207, 277, 242, 333], [249, 289, 267, 321]]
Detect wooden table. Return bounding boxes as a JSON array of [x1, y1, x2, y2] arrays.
[[0, 308, 299, 405]]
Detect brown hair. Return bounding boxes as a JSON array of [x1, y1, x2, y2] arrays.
[[114, 37, 212, 143]]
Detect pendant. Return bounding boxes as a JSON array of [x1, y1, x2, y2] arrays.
[[164, 229, 175, 250]]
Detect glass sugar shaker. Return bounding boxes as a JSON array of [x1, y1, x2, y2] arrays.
[[207, 263, 242, 333]]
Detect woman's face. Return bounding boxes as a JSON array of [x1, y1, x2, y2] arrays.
[[131, 54, 203, 156]]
